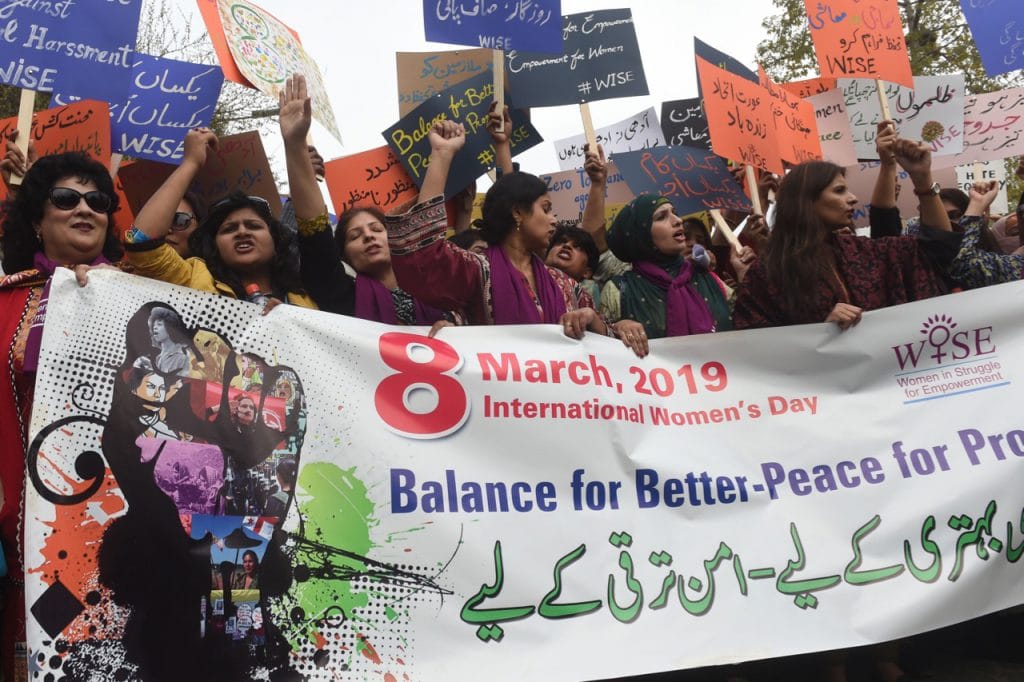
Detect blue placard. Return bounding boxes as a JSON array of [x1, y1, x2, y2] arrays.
[[959, 0, 1024, 77], [54, 54, 224, 164], [382, 68, 543, 198], [423, 0, 562, 53], [505, 8, 649, 108], [693, 37, 758, 85], [0, 0, 141, 97], [613, 146, 752, 217]]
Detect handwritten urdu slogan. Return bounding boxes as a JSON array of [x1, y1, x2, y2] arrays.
[[25, 269, 1024, 680]]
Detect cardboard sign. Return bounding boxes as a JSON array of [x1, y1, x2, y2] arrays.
[[382, 69, 542, 198], [804, 0, 913, 87], [53, 55, 224, 164], [118, 131, 281, 218], [0, 0, 140, 100], [213, 0, 341, 143], [422, 0, 562, 53], [0, 99, 110, 161], [807, 89, 858, 167], [840, 75, 966, 160], [932, 88, 1024, 168], [613, 146, 753, 216], [539, 161, 634, 224], [842, 159, 957, 228], [660, 98, 711, 150], [505, 8, 648, 107], [760, 67, 823, 165], [553, 107, 664, 171], [396, 48, 493, 117], [323, 146, 419, 218], [959, 0, 1024, 78], [693, 37, 758, 84], [696, 56, 783, 174], [780, 75, 837, 99], [956, 160, 1009, 215]]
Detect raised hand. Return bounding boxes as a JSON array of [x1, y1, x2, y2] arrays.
[[278, 74, 312, 147], [485, 102, 512, 145], [182, 127, 218, 169], [892, 137, 932, 182], [874, 120, 897, 164], [428, 119, 466, 157], [583, 143, 607, 185]]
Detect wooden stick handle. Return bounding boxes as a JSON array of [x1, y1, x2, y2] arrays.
[[875, 79, 893, 126], [580, 102, 597, 153], [109, 152, 123, 178], [745, 165, 763, 216], [493, 49, 505, 133], [709, 209, 741, 250], [10, 88, 34, 187]]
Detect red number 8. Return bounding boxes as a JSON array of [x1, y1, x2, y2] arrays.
[[374, 332, 469, 438]]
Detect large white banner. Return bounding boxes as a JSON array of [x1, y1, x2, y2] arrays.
[[24, 269, 1024, 681]]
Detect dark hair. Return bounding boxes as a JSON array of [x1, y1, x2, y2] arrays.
[[276, 459, 297, 486], [682, 217, 711, 247], [334, 205, 386, 264], [473, 172, 549, 246], [187, 191, 303, 299], [548, 225, 598, 273], [181, 191, 205, 224], [242, 549, 259, 565], [448, 227, 485, 251], [1, 152, 122, 273], [938, 188, 969, 216], [763, 160, 846, 317], [148, 307, 190, 345]]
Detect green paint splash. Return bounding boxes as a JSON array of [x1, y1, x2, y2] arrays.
[[295, 462, 374, 626]]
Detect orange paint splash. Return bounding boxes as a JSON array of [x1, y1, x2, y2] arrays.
[[357, 633, 382, 664]]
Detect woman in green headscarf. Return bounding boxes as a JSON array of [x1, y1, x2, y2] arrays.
[[600, 195, 736, 339]]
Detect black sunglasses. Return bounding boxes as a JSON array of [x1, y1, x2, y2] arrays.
[[49, 187, 113, 213], [170, 212, 195, 231]]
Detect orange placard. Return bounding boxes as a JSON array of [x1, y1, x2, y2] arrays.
[[696, 57, 784, 175], [759, 66, 823, 165], [323, 145, 419, 219], [804, 0, 913, 87], [0, 100, 112, 203], [779, 75, 837, 99], [195, 0, 300, 88]]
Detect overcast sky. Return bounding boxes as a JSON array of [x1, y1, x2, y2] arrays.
[[171, 0, 783, 191]]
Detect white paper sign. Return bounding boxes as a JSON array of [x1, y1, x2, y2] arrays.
[[553, 107, 665, 171], [808, 88, 858, 167]]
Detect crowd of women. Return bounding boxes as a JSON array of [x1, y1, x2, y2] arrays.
[[2, 72, 1024, 681]]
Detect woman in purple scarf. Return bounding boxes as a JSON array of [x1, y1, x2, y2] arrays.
[[385, 117, 646, 355], [279, 76, 454, 326]]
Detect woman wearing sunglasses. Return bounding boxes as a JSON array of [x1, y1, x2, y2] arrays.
[[124, 127, 314, 308], [164, 192, 203, 258], [0, 151, 123, 681]]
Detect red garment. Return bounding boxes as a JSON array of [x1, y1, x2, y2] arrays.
[[734, 235, 944, 329], [387, 197, 594, 324], [1, 272, 44, 682]]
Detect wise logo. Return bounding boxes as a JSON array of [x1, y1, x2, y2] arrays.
[[891, 314, 996, 371]]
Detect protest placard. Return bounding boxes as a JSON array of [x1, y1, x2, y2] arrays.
[[52, 55, 224, 165], [0, 100, 111, 203], [505, 8, 648, 108], [807, 88, 857, 167], [932, 87, 1024, 169], [841, 75, 966, 160], [396, 48, 493, 117], [660, 98, 711, 150], [0, 99, 110, 162], [613, 146, 752, 216], [213, 0, 341, 143], [693, 37, 758, 84], [696, 56, 783, 174], [956, 160, 1009, 215], [118, 131, 281, 218], [959, 0, 1024, 78], [553, 107, 664, 171], [422, 0, 562, 53], [382, 69, 542, 198], [0, 0, 140, 101], [804, 0, 913, 87], [780, 75, 837, 99], [760, 67, 822, 165], [539, 161, 634, 224], [842, 159, 957, 228], [323, 145, 419, 217], [29, 268, 1024, 681]]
